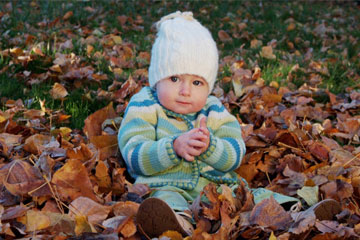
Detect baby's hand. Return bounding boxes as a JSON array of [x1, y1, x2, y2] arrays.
[[198, 117, 210, 151], [173, 128, 208, 162]]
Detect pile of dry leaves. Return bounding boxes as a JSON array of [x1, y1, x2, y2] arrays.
[[1, 1, 360, 239]]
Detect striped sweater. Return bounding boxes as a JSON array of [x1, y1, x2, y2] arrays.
[[118, 87, 246, 190]]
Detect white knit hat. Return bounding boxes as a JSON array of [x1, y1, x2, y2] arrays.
[[148, 11, 219, 93]]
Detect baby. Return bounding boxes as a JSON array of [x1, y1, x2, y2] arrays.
[[118, 11, 305, 237]]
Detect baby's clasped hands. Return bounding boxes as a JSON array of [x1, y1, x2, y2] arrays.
[[173, 117, 209, 161]]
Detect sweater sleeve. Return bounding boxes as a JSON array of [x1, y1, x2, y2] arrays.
[[118, 93, 182, 177], [198, 98, 246, 172]]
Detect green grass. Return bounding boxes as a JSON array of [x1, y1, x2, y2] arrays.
[[0, 0, 359, 129]]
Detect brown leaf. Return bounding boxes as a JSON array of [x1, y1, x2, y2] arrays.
[[260, 46, 276, 60], [289, 208, 316, 234], [249, 196, 292, 230], [66, 143, 94, 162], [113, 201, 139, 217], [1, 204, 29, 221], [0, 160, 50, 197], [83, 102, 117, 138], [23, 134, 51, 155], [90, 135, 118, 160], [95, 161, 111, 189], [69, 196, 111, 224], [202, 183, 221, 220], [51, 159, 98, 202], [50, 83, 68, 100], [218, 30, 232, 42], [307, 141, 330, 162]]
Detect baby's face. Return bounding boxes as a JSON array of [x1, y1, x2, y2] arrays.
[[156, 74, 209, 114]]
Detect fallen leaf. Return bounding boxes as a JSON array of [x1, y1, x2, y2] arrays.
[[51, 159, 98, 202], [297, 186, 319, 206], [120, 217, 137, 238], [218, 30, 232, 42], [261, 46, 276, 60], [95, 161, 111, 189], [249, 196, 292, 230], [50, 83, 68, 100], [26, 209, 51, 232], [0, 160, 50, 197], [69, 196, 111, 224], [23, 134, 51, 155], [113, 201, 139, 217], [83, 102, 117, 138]]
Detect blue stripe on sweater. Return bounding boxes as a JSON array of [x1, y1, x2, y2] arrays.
[[131, 144, 143, 174], [199, 104, 225, 115], [224, 137, 241, 171], [124, 100, 155, 116]]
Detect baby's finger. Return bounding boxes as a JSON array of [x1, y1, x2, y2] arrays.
[[188, 139, 207, 148], [200, 117, 207, 129], [187, 147, 202, 157], [184, 153, 194, 162]]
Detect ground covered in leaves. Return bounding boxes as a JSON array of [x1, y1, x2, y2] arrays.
[[0, 1, 360, 239]]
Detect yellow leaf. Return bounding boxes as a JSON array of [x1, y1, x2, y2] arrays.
[[260, 46, 276, 60], [160, 230, 183, 240], [269, 231, 277, 240], [26, 210, 51, 232], [50, 64, 63, 73], [50, 83, 68, 100], [297, 186, 319, 206], [10, 47, 23, 56], [0, 115, 6, 123], [75, 215, 95, 236], [111, 35, 122, 44]]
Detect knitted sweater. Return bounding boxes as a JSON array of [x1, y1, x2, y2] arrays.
[[118, 87, 246, 190]]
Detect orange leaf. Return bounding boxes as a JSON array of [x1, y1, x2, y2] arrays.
[[63, 11, 73, 20], [66, 143, 94, 162], [51, 159, 98, 202], [90, 135, 118, 161], [83, 102, 117, 138], [50, 83, 68, 100], [120, 218, 137, 238], [95, 161, 111, 189]]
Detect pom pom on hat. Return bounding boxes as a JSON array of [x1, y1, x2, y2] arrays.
[[148, 11, 219, 93]]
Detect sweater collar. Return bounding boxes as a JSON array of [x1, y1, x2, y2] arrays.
[[148, 87, 199, 124]]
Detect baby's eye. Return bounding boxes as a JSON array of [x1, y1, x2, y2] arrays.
[[193, 80, 202, 86], [170, 76, 179, 82]]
